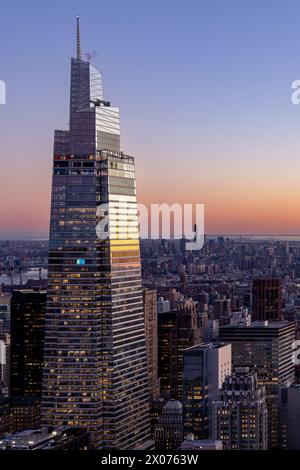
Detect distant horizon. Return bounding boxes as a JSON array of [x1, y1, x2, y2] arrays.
[[2, 233, 300, 242]]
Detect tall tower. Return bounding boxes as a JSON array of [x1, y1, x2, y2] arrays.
[[10, 290, 46, 398], [143, 289, 160, 401], [41, 18, 151, 449], [157, 300, 201, 400]]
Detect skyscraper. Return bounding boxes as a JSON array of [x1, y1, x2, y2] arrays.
[[212, 367, 268, 450], [41, 18, 150, 449], [158, 301, 201, 400], [154, 400, 184, 450], [9, 290, 46, 433], [182, 343, 231, 439], [252, 278, 281, 322], [280, 383, 300, 450], [219, 321, 295, 449], [10, 290, 46, 399], [0, 333, 9, 398], [143, 289, 160, 401]]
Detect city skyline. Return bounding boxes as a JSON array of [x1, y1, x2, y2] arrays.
[[2, 1, 300, 237], [3, 3, 300, 458]]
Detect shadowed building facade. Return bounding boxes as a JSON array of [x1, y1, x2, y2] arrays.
[[158, 301, 201, 400], [10, 290, 46, 433], [252, 278, 281, 322], [10, 290, 46, 399], [143, 289, 160, 401]]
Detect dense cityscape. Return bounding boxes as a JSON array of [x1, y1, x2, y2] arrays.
[[1, 233, 300, 450], [2, 8, 300, 459]]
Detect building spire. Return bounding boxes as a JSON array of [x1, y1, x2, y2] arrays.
[[76, 16, 82, 60]]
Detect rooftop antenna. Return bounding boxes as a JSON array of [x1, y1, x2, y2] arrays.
[[76, 16, 82, 60]]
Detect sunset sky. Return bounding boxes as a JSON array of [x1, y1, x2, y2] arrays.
[[1, 0, 300, 238]]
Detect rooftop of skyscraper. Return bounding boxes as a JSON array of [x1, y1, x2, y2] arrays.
[[185, 342, 229, 352], [221, 320, 293, 329], [0, 427, 89, 450]]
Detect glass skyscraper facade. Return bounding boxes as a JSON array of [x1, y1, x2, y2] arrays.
[[41, 18, 151, 449]]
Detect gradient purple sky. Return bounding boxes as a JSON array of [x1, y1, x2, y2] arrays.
[[1, 0, 300, 238]]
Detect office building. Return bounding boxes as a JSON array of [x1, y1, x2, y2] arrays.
[[229, 308, 251, 327], [158, 303, 201, 400], [143, 289, 160, 400], [150, 398, 166, 439], [212, 367, 268, 450], [252, 278, 281, 321], [0, 297, 10, 335], [41, 18, 150, 449], [10, 290, 46, 398], [157, 297, 170, 314], [204, 319, 219, 341], [0, 399, 12, 437], [0, 338, 9, 397], [219, 321, 295, 448], [154, 399, 183, 450], [281, 383, 300, 449], [10, 397, 40, 433], [182, 343, 231, 439]]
